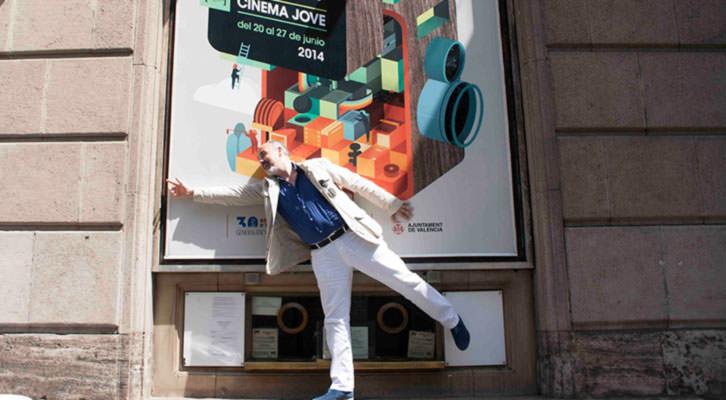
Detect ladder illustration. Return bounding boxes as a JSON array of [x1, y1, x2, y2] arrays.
[[234, 42, 251, 89]]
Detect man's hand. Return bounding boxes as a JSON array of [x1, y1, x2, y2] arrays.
[[391, 201, 414, 222], [166, 178, 194, 198]]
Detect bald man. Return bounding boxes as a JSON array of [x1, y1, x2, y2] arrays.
[[168, 140, 469, 400]]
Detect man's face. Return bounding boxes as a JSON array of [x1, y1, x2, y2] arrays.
[[257, 143, 287, 176]]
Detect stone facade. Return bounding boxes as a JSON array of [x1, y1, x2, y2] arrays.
[[521, 0, 726, 397], [0, 0, 723, 398], [0, 0, 161, 398]]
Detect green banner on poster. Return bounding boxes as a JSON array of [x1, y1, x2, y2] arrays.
[[201, 0, 231, 13]]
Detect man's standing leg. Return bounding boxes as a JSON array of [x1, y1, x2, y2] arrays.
[[311, 243, 355, 394]]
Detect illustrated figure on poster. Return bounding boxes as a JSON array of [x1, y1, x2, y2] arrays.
[[231, 63, 240, 89], [347, 143, 361, 167], [167, 140, 471, 400], [245, 128, 259, 154]]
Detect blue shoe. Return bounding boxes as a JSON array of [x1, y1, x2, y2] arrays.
[[313, 389, 354, 400], [450, 315, 470, 351]]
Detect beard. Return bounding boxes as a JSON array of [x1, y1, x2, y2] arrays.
[[264, 164, 281, 176]]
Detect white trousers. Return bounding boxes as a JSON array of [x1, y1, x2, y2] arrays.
[[310, 231, 459, 392]]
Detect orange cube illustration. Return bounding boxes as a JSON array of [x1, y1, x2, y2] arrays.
[[374, 121, 405, 149], [320, 120, 344, 148], [374, 168, 407, 196], [290, 143, 321, 163], [383, 102, 405, 123], [389, 149, 409, 172], [270, 128, 298, 149], [357, 145, 390, 179], [322, 139, 353, 165], [304, 116, 334, 147], [236, 147, 267, 179]]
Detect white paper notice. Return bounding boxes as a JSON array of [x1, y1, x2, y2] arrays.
[[183, 292, 245, 366], [251, 296, 282, 316], [252, 328, 278, 359], [351, 326, 369, 359], [443, 290, 506, 366], [407, 330, 436, 359], [323, 326, 368, 359]]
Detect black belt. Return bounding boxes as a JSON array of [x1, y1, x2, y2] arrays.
[[310, 225, 348, 249]]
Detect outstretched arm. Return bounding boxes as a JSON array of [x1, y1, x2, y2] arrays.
[[166, 178, 194, 198], [316, 158, 409, 217], [166, 177, 265, 206], [391, 201, 414, 223]]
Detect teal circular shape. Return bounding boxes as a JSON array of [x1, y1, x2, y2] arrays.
[[423, 37, 466, 83], [416, 80, 483, 148]]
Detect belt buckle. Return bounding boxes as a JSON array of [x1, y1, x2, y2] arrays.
[[312, 226, 344, 250]]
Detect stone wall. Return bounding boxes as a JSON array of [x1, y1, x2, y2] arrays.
[[0, 0, 162, 398], [516, 0, 726, 397], [1, 0, 724, 398]]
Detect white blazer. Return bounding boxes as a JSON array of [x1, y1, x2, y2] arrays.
[[192, 158, 403, 274]]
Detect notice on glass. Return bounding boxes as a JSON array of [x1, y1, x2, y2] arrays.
[[351, 326, 369, 359], [252, 328, 278, 359], [407, 330, 435, 359], [251, 296, 282, 316], [183, 292, 245, 366], [324, 326, 368, 360]]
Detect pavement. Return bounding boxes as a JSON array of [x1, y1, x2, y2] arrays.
[[151, 396, 710, 400]]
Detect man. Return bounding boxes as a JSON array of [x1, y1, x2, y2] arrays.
[[167, 140, 470, 400]]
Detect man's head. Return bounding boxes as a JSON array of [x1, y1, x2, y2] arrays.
[[257, 140, 291, 176]]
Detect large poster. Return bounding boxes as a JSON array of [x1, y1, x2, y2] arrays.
[[165, 0, 519, 261]]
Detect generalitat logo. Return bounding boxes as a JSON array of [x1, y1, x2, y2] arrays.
[[234, 216, 266, 236]]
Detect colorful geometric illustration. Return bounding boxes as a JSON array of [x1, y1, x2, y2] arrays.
[[417, 0, 450, 39], [211, 0, 484, 200]]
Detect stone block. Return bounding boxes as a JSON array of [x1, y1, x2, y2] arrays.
[[661, 226, 726, 323], [0, 334, 128, 399], [640, 53, 726, 128], [93, 0, 135, 49], [558, 137, 610, 221], [11, 1, 93, 50], [0, 143, 80, 222], [543, 0, 590, 45], [0, 142, 125, 223], [29, 232, 121, 324], [663, 330, 726, 396], [588, 0, 678, 45], [675, 0, 726, 45], [0, 1, 12, 51], [0, 233, 33, 323], [565, 227, 667, 325], [550, 53, 644, 129], [9, 0, 133, 51], [80, 142, 126, 222], [540, 329, 726, 397], [0, 60, 46, 134], [606, 137, 702, 219], [45, 57, 132, 134], [696, 137, 726, 217], [537, 331, 577, 396], [573, 331, 666, 396]]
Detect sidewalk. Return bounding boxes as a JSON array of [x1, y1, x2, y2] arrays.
[[152, 396, 709, 400]]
